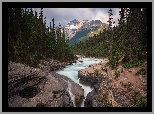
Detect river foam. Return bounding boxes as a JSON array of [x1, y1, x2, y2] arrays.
[[56, 57, 102, 107]]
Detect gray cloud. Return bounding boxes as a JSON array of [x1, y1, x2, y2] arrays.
[[32, 8, 120, 27]]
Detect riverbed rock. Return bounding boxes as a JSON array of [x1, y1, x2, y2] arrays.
[[84, 77, 116, 107], [38, 59, 67, 73], [79, 60, 83, 63], [8, 61, 74, 107], [83, 58, 147, 107], [78, 70, 99, 86], [84, 89, 96, 107], [78, 59, 107, 86], [78, 58, 120, 107], [8, 61, 47, 99], [50, 71, 84, 107]]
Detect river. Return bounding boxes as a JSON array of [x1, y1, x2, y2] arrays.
[[56, 57, 102, 107]]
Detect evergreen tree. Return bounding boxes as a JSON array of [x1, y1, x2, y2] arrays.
[[8, 8, 76, 67]]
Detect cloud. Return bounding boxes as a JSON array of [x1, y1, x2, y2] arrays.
[[32, 8, 120, 28], [112, 8, 120, 26]]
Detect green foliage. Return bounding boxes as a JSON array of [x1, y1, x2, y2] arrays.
[[126, 83, 132, 92], [8, 8, 75, 67], [94, 69, 99, 77], [71, 8, 147, 70], [108, 50, 119, 69], [136, 96, 147, 107], [104, 101, 113, 107], [121, 82, 132, 92], [79, 25, 106, 42], [69, 29, 91, 45], [114, 69, 120, 78], [122, 59, 144, 68], [104, 62, 110, 67], [121, 62, 132, 68], [136, 68, 146, 75]]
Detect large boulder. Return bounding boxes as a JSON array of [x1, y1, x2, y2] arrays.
[[8, 61, 47, 99], [8, 61, 74, 107], [50, 72, 84, 107], [78, 60, 108, 86], [84, 77, 114, 107], [8, 75, 74, 107], [38, 59, 67, 73]]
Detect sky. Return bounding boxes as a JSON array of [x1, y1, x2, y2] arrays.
[[32, 8, 120, 28]]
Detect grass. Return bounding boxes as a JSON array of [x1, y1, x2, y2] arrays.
[[114, 69, 120, 78], [121, 60, 144, 69], [120, 82, 132, 92], [136, 68, 146, 75], [135, 96, 147, 107], [104, 101, 113, 107], [104, 62, 110, 67], [94, 69, 99, 78], [127, 85, 132, 92], [126, 82, 132, 92]]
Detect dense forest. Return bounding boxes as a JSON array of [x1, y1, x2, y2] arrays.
[[69, 29, 91, 45], [8, 8, 147, 70], [69, 26, 101, 45], [79, 24, 107, 42], [8, 8, 76, 67], [72, 8, 147, 69]]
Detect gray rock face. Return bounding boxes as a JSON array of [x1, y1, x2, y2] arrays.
[[38, 59, 67, 73], [84, 78, 108, 107], [8, 61, 47, 99], [78, 70, 99, 86], [83, 67, 137, 107], [84, 89, 96, 107], [50, 72, 84, 107], [8, 61, 83, 107]]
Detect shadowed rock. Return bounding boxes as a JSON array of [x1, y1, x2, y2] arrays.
[[8, 61, 82, 107], [50, 71, 84, 107]]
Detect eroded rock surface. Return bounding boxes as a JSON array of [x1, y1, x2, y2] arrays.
[[50, 72, 84, 107], [81, 58, 147, 107], [8, 61, 83, 107]]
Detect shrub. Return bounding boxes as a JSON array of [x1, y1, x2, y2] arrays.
[[94, 69, 99, 77], [136, 96, 147, 107], [104, 62, 110, 67], [122, 60, 144, 69], [115, 69, 120, 78], [127, 84, 132, 92], [136, 68, 146, 75], [104, 101, 113, 107]]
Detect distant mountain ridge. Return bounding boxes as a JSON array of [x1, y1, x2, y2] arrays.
[[62, 19, 108, 45], [63, 19, 107, 40]]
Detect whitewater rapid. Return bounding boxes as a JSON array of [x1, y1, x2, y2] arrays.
[[56, 57, 102, 107]]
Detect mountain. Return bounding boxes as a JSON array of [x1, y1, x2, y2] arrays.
[[79, 23, 107, 42], [68, 29, 92, 45], [64, 19, 106, 40], [63, 19, 79, 39], [64, 19, 107, 45]]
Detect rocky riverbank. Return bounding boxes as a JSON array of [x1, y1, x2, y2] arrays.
[[8, 60, 84, 107], [8, 56, 147, 107], [78, 58, 147, 107]]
